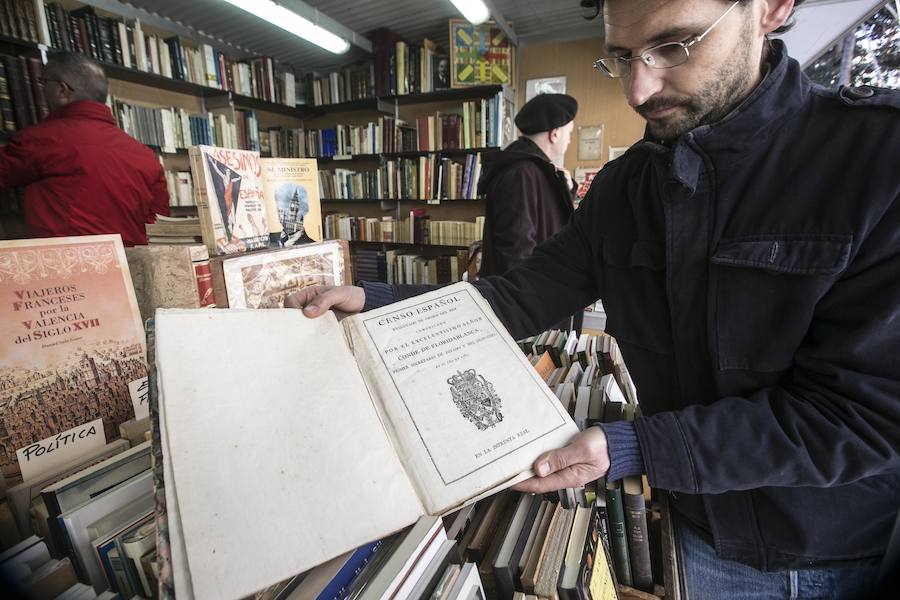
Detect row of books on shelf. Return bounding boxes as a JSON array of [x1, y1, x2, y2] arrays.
[[41, 2, 297, 106], [295, 95, 510, 160], [0, 0, 42, 44], [304, 62, 375, 106], [304, 33, 451, 106], [320, 153, 483, 201], [0, 53, 47, 131], [325, 211, 485, 247], [353, 247, 471, 286], [112, 99, 262, 152]]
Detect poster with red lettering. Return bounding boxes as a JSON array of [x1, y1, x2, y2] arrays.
[[189, 145, 270, 256], [0, 235, 147, 479]]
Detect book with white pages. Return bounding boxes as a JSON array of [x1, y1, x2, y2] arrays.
[[155, 282, 578, 600]]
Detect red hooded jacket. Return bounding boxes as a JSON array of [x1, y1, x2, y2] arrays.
[[0, 100, 169, 245]]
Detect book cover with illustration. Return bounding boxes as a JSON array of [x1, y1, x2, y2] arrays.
[[189, 145, 270, 256], [260, 158, 323, 246], [218, 241, 350, 309], [0, 235, 147, 479]]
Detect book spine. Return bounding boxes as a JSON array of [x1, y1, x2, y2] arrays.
[[0, 61, 16, 132], [16, 55, 37, 125], [604, 482, 633, 587], [188, 148, 221, 257], [623, 480, 653, 592]]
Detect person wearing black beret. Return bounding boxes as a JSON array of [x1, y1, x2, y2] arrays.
[[476, 93, 579, 279]]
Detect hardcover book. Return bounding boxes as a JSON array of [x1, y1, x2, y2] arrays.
[[211, 240, 350, 309], [0, 235, 147, 479], [188, 145, 270, 256], [154, 282, 579, 599], [260, 157, 323, 245]]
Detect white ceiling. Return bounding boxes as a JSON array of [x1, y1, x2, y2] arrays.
[[120, 0, 603, 72], [116, 0, 882, 73]]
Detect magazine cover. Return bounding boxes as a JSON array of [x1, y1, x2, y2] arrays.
[[260, 158, 323, 246], [189, 145, 270, 255], [220, 241, 349, 309], [0, 235, 147, 478]]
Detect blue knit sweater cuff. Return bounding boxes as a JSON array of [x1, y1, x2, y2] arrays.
[[360, 281, 395, 312], [599, 420, 645, 482]]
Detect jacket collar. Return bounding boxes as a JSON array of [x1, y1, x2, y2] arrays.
[[504, 137, 554, 164], [637, 40, 810, 193], [44, 100, 116, 124]]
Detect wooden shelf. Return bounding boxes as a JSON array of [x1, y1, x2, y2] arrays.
[[229, 92, 309, 118], [80, 58, 306, 118], [316, 146, 499, 164], [388, 85, 503, 105], [345, 240, 471, 250], [306, 85, 504, 114], [321, 198, 482, 203], [0, 35, 41, 51]]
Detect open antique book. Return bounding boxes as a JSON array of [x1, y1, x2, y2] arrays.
[[155, 282, 579, 599]]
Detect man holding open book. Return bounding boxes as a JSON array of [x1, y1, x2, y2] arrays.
[[287, 0, 900, 597]]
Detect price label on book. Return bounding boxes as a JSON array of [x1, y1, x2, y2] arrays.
[[129, 376, 151, 420], [16, 418, 107, 483], [427, 199, 441, 205]]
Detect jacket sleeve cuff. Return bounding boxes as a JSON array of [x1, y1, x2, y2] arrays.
[[599, 421, 645, 482], [360, 281, 395, 312]]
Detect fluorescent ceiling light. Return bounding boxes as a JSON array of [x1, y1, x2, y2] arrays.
[[221, 0, 350, 54], [450, 0, 491, 25]]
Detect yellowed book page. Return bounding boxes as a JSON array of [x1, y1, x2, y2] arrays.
[[344, 282, 579, 515], [155, 309, 424, 600]]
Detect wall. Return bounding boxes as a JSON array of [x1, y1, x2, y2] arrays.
[[517, 36, 646, 174]]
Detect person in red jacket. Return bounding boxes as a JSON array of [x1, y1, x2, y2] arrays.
[[0, 52, 169, 246]]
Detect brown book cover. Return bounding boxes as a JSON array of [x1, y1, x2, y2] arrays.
[[0, 1, 13, 38], [0, 60, 17, 131], [19, 0, 39, 42], [16, 55, 37, 125], [0, 235, 147, 479], [25, 57, 47, 121]]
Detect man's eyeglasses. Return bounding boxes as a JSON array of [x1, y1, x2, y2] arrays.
[[593, 0, 740, 78], [37, 77, 74, 92]]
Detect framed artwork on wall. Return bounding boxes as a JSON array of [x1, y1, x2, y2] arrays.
[[525, 76, 567, 101], [449, 19, 515, 88]]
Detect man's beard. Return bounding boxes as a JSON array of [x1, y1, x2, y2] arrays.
[[637, 27, 759, 141]]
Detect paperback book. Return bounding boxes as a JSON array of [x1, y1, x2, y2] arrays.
[[189, 145, 270, 255], [260, 157, 323, 245], [0, 235, 146, 479]]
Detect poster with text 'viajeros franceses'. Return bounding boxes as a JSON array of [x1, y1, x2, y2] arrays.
[[0, 235, 147, 479]]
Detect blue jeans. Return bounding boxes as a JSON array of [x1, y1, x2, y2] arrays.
[[676, 517, 882, 599]]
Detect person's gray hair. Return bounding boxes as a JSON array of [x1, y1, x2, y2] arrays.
[[43, 52, 108, 103]]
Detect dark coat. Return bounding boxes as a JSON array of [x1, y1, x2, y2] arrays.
[[477, 138, 575, 277], [398, 41, 900, 570]]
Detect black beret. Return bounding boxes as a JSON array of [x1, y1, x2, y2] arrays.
[[515, 93, 578, 135]]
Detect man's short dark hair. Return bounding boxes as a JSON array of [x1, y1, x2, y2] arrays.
[[43, 52, 108, 103], [580, 0, 806, 35]]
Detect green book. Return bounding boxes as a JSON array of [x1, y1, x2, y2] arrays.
[[605, 478, 632, 587]]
